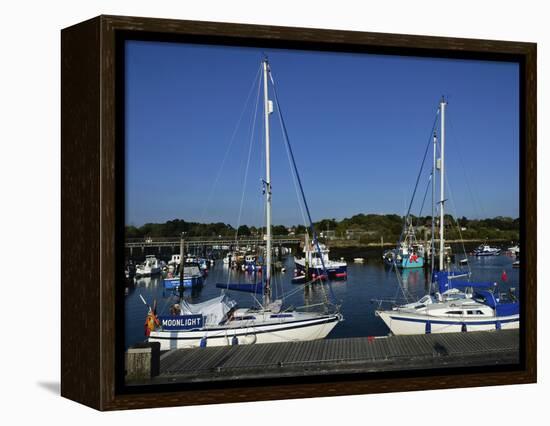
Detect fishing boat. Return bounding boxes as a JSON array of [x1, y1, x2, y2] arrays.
[[474, 244, 501, 256], [163, 264, 204, 289], [383, 245, 424, 269], [375, 98, 519, 335], [145, 59, 342, 350], [383, 223, 425, 268], [135, 255, 162, 277], [294, 236, 347, 279]]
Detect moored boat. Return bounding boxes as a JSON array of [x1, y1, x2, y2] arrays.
[[163, 264, 204, 289], [294, 240, 347, 279], [148, 295, 341, 350], [473, 244, 501, 256], [135, 255, 162, 277]]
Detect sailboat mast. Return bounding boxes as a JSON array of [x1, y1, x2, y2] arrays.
[[439, 98, 447, 271], [263, 59, 272, 292], [431, 131, 436, 272]]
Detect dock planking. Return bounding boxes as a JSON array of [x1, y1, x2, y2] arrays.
[[130, 329, 520, 385]]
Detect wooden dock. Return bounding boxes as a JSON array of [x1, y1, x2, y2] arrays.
[[130, 330, 519, 385]]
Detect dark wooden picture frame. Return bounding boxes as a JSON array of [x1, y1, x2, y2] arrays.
[[61, 15, 536, 411]]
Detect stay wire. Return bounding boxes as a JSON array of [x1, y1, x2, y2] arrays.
[[199, 64, 263, 224], [269, 68, 338, 309]]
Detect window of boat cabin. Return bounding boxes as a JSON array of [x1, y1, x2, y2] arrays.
[[233, 315, 256, 321]]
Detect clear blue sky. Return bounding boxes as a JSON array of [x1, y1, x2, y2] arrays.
[[125, 40, 519, 227]]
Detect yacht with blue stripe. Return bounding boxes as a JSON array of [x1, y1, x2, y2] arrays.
[[375, 98, 519, 335], [376, 270, 519, 335]]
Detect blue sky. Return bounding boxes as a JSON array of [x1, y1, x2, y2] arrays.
[[125, 40, 519, 227]]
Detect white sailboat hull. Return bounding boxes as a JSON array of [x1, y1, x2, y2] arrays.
[[376, 310, 519, 335], [149, 314, 340, 350]]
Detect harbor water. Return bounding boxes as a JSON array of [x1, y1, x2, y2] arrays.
[[124, 253, 519, 349]]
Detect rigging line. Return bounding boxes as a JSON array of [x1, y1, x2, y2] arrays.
[[277, 104, 308, 229], [389, 108, 439, 274], [226, 65, 263, 287], [444, 169, 472, 276], [394, 108, 440, 250], [282, 127, 308, 228], [269, 70, 337, 307], [404, 111, 440, 219], [417, 174, 432, 220], [234, 71, 262, 238], [447, 110, 486, 219], [263, 65, 307, 230], [199, 63, 262, 224], [269, 88, 332, 310]]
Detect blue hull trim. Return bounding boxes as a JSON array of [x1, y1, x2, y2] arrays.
[[388, 315, 519, 326], [163, 276, 203, 289]]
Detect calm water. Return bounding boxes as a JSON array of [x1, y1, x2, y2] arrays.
[[124, 254, 519, 348]]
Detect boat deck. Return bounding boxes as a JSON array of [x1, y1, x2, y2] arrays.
[[129, 329, 519, 385]]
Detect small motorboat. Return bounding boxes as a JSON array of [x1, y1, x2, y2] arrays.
[[163, 265, 204, 289], [135, 255, 162, 277], [294, 242, 347, 279], [473, 244, 501, 256]]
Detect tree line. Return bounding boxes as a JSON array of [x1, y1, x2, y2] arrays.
[[126, 214, 519, 242]]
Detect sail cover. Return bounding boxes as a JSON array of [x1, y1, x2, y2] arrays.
[[179, 294, 237, 326]]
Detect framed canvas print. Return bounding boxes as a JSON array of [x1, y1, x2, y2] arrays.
[[61, 15, 536, 410]]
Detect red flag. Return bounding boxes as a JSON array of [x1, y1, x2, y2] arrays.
[[501, 270, 508, 282]]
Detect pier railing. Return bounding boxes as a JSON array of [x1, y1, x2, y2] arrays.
[[125, 235, 302, 249]]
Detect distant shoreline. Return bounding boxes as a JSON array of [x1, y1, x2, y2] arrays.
[[325, 238, 515, 249]]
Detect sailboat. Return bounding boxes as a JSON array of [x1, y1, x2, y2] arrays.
[[146, 59, 342, 350], [375, 98, 519, 335]]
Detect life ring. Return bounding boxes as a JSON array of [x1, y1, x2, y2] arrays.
[[242, 334, 257, 345]]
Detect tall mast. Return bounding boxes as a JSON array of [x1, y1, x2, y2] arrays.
[[431, 130, 437, 273], [263, 59, 272, 294], [439, 98, 447, 271]]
